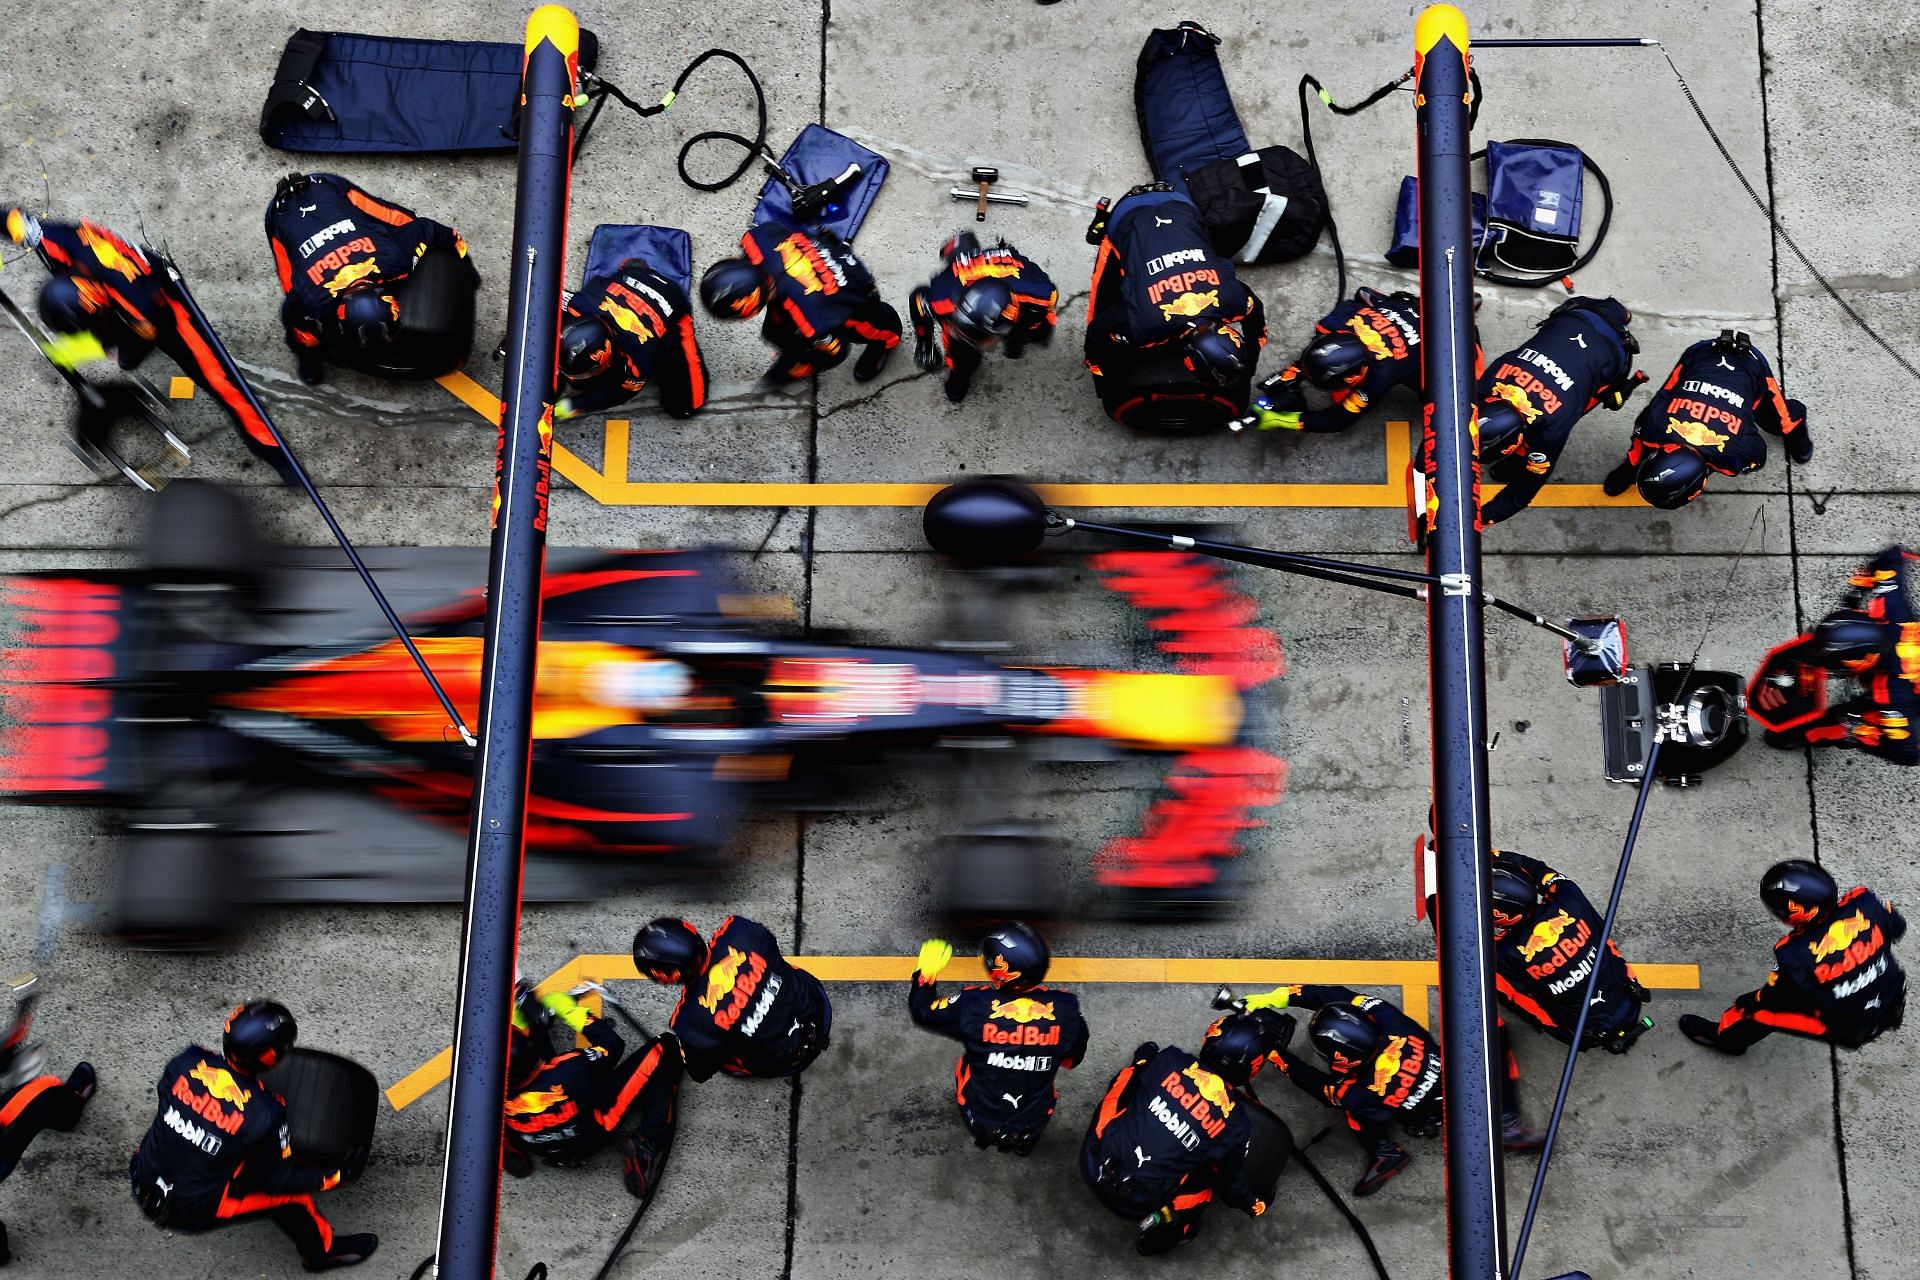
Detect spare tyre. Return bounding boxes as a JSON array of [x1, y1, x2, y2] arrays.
[[264, 1047, 379, 1177], [1098, 345, 1243, 434]]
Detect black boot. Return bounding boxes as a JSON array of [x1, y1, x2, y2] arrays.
[[0, 1217, 11, 1267], [1353, 1144, 1413, 1197], [621, 1136, 666, 1200], [1678, 1013, 1745, 1056], [304, 1234, 378, 1272], [1502, 1112, 1547, 1151], [1784, 405, 1813, 464], [66, 1061, 96, 1103], [1602, 461, 1637, 497]]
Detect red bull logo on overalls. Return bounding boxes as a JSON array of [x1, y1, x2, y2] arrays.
[[1811, 911, 1884, 984], [700, 946, 770, 1031], [983, 998, 1060, 1045], [1159, 1064, 1231, 1138], [776, 235, 844, 296]]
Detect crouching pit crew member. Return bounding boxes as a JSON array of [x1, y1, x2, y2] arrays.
[[503, 981, 682, 1200], [1680, 860, 1904, 1056], [907, 921, 1088, 1155], [700, 221, 900, 388], [1472, 295, 1644, 526], [555, 257, 707, 421], [632, 915, 832, 1080], [1080, 1012, 1280, 1255], [1756, 547, 1919, 766], [1491, 849, 1654, 1053], [265, 172, 479, 384], [1245, 285, 1424, 433], [1084, 183, 1265, 430], [908, 231, 1057, 404], [1604, 329, 1811, 509], [129, 1002, 375, 1272]]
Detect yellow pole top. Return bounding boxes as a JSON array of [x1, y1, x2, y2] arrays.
[[1414, 3, 1470, 57], [524, 4, 580, 63]]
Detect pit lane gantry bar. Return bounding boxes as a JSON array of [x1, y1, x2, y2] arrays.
[[1413, 7, 1510, 1279], [431, 7, 578, 1278]]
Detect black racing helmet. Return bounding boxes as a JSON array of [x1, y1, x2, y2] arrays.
[[1183, 321, 1249, 387], [1475, 404, 1528, 463], [1760, 859, 1838, 926], [632, 918, 710, 984], [223, 1000, 297, 1075], [1308, 1004, 1383, 1074], [1302, 331, 1370, 389], [559, 313, 617, 381], [1198, 1012, 1269, 1087], [1814, 609, 1885, 674], [37, 277, 96, 334], [1635, 448, 1711, 510], [699, 257, 770, 320], [950, 280, 1017, 350], [1489, 857, 1540, 937], [337, 286, 397, 349], [981, 920, 1049, 991]]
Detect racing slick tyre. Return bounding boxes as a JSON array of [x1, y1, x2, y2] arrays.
[[348, 248, 478, 380], [113, 827, 240, 950], [1242, 1097, 1294, 1204], [145, 480, 265, 592], [1099, 346, 1243, 435], [264, 1048, 379, 1177]]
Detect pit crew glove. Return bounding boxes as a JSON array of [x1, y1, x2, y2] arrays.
[[915, 938, 954, 983]]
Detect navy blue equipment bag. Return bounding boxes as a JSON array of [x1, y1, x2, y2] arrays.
[[1482, 140, 1584, 276], [1386, 177, 1488, 267], [582, 225, 694, 297], [1135, 24, 1326, 264], [1134, 22, 1251, 197], [751, 124, 889, 242], [261, 27, 599, 154], [1386, 139, 1609, 284]]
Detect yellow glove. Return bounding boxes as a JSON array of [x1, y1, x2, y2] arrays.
[[1242, 985, 1298, 1012], [5, 209, 40, 248], [540, 990, 591, 1032], [1253, 408, 1304, 432], [914, 938, 954, 982], [44, 331, 107, 370]]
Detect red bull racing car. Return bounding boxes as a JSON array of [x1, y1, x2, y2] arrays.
[[1, 483, 1273, 945]]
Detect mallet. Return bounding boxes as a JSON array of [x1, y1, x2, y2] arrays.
[[948, 166, 1029, 221]]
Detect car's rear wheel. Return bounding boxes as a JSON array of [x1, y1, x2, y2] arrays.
[[145, 480, 263, 590], [113, 827, 241, 951]]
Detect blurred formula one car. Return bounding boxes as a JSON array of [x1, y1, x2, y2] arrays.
[[0, 483, 1249, 945]]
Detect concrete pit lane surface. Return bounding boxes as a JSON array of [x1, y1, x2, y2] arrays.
[[0, 1, 1914, 1277]]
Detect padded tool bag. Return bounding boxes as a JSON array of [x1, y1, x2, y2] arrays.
[[1481, 139, 1584, 276], [750, 124, 889, 242], [1134, 22, 1252, 197], [260, 27, 599, 154], [1185, 145, 1328, 265], [1385, 139, 1609, 284], [581, 225, 694, 297]]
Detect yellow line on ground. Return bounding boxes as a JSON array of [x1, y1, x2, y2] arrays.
[[429, 373, 1641, 510], [382, 952, 1702, 1110]]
